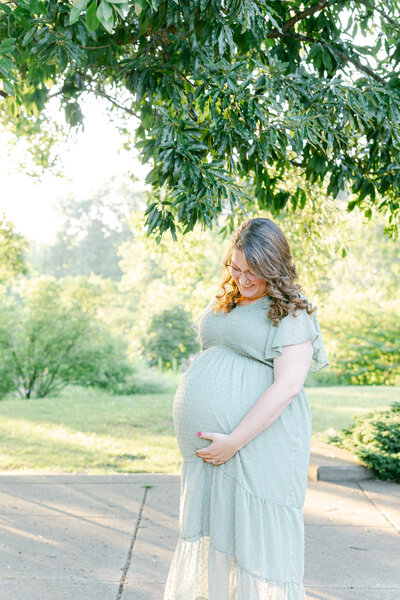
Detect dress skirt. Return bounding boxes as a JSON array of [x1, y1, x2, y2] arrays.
[[164, 345, 312, 600]]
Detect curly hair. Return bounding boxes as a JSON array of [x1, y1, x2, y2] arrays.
[[213, 218, 316, 326]]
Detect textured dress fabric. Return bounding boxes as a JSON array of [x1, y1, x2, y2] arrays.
[[164, 294, 329, 600]]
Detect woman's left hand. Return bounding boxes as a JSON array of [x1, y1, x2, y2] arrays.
[[195, 432, 238, 465]]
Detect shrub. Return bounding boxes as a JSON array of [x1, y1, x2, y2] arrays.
[[328, 401, 400, 482], [0, 279, 133, 398]]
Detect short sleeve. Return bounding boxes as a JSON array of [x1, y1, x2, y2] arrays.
[[265, 306, 329, 374]]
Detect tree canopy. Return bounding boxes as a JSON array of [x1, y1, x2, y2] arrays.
[[1, 1, 400, 240]]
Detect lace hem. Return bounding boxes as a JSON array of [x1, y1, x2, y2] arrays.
[[164, 536, 306, 600]]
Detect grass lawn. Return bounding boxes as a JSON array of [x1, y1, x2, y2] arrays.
[[0, 385, 398, 474]]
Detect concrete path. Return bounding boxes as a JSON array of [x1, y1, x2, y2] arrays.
[[0, 441, 399, 600]]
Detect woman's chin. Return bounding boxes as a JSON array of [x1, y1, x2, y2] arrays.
[[239, 285, 256, 296]]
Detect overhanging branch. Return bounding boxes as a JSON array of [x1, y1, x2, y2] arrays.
[[294, 33, 387, 85], [265, 0, 388, 85], [353, 0, 400, 31], [94, 88, 138, 116], [281, 0, 331, 32]]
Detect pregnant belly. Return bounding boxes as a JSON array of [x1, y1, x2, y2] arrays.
[[173, 346, 273, 461]]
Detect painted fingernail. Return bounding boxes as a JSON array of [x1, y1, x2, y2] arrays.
[[197, 432, 202, 436]]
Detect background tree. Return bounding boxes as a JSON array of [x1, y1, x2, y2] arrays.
[[29, 178, 140, 279], [143, 307, 199, 368], [0, 214, 28, 282], [1, 1, 400, 240], [0, 277, 133, 398]]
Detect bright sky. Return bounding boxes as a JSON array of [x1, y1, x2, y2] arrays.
[[0, 98, 150, 243]]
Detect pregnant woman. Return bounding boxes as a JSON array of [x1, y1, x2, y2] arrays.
[[164, 217, 329, 600]]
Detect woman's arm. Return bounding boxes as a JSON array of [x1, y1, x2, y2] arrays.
[[196, 339, 314, 463], [228, 339, 313, 451]]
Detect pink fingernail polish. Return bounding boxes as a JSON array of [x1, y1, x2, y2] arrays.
[[197, 432, 202, 436]]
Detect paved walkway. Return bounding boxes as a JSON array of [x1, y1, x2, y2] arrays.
[[0, 441, 399, 600]]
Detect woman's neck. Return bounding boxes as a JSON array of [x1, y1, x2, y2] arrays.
[[237, 291, 268, 306]]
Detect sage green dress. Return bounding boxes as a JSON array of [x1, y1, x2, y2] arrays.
[[164, 294, 329, 600]]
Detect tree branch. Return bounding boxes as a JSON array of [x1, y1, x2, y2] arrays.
[[265, 0, 388, 84], [94, 88, 138, 116], [281, 0, 330, 32], [268, 24, 387, 85], [327, 43, 387, 85], [353, 0, 400, 31], [294, 32, 387, 84]]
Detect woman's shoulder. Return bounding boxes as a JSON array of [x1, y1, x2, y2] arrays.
[[291, 292, 316, 313]]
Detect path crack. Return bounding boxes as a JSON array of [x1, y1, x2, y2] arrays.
[[357, 481, 400, 534], [116, 485, 150, 599]]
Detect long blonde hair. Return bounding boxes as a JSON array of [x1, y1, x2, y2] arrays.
[[214, 218, 316, 326]]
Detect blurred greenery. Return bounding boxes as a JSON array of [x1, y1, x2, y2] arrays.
[[29, 179, 141, 280], [306, 386, 400, 442], [0, 277, 133, 398], [0, 384, 396, 474], [320, 302, 400, 386], [143, 307, 200, 369], [0, 189, 395, 393], [0, 214, 28, 282], [0, 386, 180, 474]]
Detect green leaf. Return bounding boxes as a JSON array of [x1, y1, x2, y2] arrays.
[[113, 2, 129, 19], [22, 27, 36, 47], [86, 2, 100, 31], [97, 0, 114, 32], [69, 0, 91, 25], [308, 42, 321, 59], [322, 48, 333, 72], [3, 79, 15, 96], [145, 167, 158, 184], [0, 38, 16, 54], [223, 25, 235, 54]]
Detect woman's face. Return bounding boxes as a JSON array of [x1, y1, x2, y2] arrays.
[[230, 248, 267, 300]]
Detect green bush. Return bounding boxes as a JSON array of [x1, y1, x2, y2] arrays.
[[0, 279, 133, 398], [328, 401, 400, 482]]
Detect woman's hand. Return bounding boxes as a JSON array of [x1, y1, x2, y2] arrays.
[[195, 432, 239, 465]]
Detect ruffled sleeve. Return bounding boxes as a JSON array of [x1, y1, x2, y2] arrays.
[[264, 305, 329, 374]]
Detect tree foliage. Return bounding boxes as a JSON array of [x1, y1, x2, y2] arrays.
[[143, 306, 199, 368], [0, 277, 133, 398], [0, 214, 28, 282], [321, 300, 400, 386], [29, 181, 139, 280], [1, 1, 400, 239]]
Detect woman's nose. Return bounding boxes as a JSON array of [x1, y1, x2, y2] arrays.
[[239, 272, 250, 283]]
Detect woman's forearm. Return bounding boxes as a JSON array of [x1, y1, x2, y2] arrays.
[[228, 382, 300, 451]]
